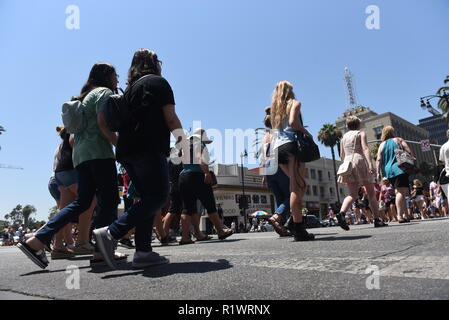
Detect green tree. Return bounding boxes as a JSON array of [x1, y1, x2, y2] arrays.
[[318, 124, 343, 204], [48, 206, 58, 219], [437, 76, 449, 124], [22, 205, 37, 228], [0, 125, 5, 151], [371, 142, 381, 161], [4, 205, 23, 226]]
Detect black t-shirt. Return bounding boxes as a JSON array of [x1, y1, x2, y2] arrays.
[[116, 74, 175, 160]]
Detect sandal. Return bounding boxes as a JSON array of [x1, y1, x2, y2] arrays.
[[268, 218, 290, 237], [72, 243, 95, 255], [218, 229, 234, 241], [17, 241, 49, 269], [90, 252, 128, 267], [51, 248, 76, 260]]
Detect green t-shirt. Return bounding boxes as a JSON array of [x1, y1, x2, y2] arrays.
[[72, 87, 115, 168]]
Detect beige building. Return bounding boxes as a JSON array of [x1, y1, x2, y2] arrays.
[[336, 106, 437, 166]]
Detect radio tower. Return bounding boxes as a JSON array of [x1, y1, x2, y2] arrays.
[[344, 67, 359, 108]]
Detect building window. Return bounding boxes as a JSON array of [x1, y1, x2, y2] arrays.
[[318, 170, 323, 181], [373, 126, 384, 140], [305, 169, 309, 179], [311, 169, 316, 180], [320, 186, 325, 197], [328, 171, 331, 179], [312, 186, 318, 196], [329, 188, 334, 196], [261, 195, 267, 204], [252, 195, 260, 204], [306, 186, 311, 196]]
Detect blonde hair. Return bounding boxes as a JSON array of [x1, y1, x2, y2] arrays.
[[382, 177, 389, 185], [413, 179, 422, 187], [270, 81, 296, 129], [346, 116, 361, 130], [381, 126, 395, 142]]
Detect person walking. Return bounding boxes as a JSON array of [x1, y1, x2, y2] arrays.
[[177, 129, 234, 245], [18, 63, 124, 269], [376, 126, 413, 223], [337, 116, 388, 229], [270, 81, 314, 241], [93, 49, 189, 269], [260, 108, 291, 237]]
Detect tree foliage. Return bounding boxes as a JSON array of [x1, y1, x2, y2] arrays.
[[4, 204, 37, 228]]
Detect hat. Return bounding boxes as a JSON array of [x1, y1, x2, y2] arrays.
[[190, 129, 213, 144]]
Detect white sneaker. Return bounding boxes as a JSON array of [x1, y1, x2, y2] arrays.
[[132, 251, 169, 269]]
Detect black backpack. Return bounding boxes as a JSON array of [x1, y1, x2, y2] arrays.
[[104, 75, 154, 132]]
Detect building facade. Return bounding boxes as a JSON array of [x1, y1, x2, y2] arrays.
[[418, 115, 448, 146]]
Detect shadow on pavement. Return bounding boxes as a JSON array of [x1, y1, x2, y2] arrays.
[[95, 259, 233, 279], [315, 235, 372, 241], [20, 265, 92, 276]]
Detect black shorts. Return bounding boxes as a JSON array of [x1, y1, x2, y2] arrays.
[[168, 184, 183, 215], [277, 142, 298, 165], [179, 172, 217, 216], [388, 174, 410, 189]]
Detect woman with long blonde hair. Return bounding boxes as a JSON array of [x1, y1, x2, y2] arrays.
[[270, 81, 314, 241]]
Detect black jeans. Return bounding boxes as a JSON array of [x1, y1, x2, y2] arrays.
[[36, 159, 119, 248], [108, 153, 169, 252]]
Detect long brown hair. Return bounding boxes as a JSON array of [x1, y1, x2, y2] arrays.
[[127, 49, 162, 85], [75, 63, 117, 101]]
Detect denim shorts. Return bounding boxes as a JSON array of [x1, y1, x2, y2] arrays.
[[55, 169, 78, 188], [48, 176, 61, 201]]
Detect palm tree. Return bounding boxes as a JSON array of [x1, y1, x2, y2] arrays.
[[0, 126, 5, 151], [22, 205, 37, 228], [437, 76, 449, 123], [318, 124, 343, 205]]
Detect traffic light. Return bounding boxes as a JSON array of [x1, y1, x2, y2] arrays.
[[238, 195, 248, 210]]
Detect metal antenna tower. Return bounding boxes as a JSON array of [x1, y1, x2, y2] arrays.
[[344, 67, 359, 108]]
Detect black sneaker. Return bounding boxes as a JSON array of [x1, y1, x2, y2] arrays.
[[374, 219, 388, 228], [118, 238, 135, 249], [336, 213, 350, 231]]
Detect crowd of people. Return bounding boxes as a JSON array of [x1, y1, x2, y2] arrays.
[[14, 49, 449, 272]]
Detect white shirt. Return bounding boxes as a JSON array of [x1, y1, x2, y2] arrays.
[[439, 140, 449, 178]]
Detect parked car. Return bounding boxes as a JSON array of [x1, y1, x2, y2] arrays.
[[304, 215, 322, 228], [318, 218, 329, 227]]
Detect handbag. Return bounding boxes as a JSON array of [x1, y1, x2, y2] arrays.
[[439, 167, 449, 185], [295, 132, 321, 163], [337, 131, 359, 177], [208, 170, 218, 186], [394, 139, 416, 174]]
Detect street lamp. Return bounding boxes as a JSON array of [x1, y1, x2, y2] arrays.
[[240, 149, 248, 231], [420, 91, 449, 116]]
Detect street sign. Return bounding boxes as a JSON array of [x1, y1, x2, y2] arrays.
[[421, 140, 431, 152]]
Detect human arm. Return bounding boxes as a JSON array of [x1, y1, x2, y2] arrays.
[[97, 112, 118, 146], [340, 136, 345, 161], [288, 100, 312, 136], [163, 104, 189, 163], [376, 142, 385, 180], [360, 131, 374, 173], [398, 138, 413, 156]]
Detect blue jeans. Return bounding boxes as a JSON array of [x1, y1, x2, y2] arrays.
[[36, 159, 119, 249], [266, 168, 290, 224], [108, 153, 169, 253]]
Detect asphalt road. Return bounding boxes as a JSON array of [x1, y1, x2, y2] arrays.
[[1, 218, 449, 300]]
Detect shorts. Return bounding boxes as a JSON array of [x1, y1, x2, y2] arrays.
[[277, 142, 298, 165], [415, 195, 425, 202], [388, 174, 410, 189], [48, 176, 60, 201], [179, 172, 217, 216], [168, 185, 183, 215], [55, 169, 78, 188]]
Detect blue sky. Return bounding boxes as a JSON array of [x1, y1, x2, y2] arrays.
[[1, 0, 448, 221]]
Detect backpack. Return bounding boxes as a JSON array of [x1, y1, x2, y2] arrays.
[[61, 100, 87, 134], [104, 75, 154, 132]]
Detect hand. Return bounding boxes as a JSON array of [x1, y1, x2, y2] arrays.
[[204, 172, 212, 184]]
